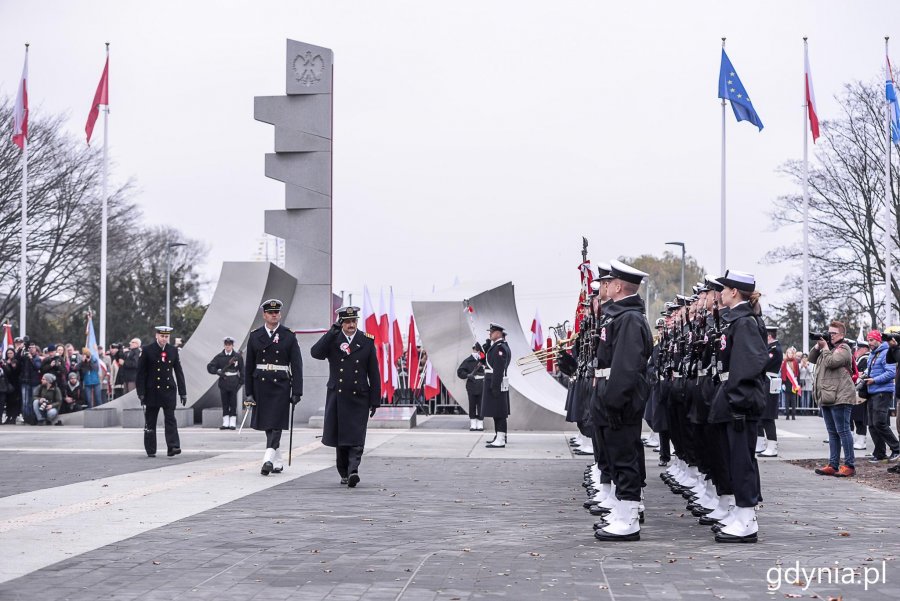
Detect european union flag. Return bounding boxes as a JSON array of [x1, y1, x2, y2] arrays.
[[718, 49, 763, 131], [886, 67, 900, 143]]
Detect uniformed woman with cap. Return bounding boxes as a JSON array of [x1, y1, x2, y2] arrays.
[[244, 299, 303, 475], [482, 323, 511, 448]]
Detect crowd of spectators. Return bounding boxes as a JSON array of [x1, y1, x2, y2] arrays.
[[0, 334, 156, 425]]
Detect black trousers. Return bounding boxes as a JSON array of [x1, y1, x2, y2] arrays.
[[658, 431, 671, 462], [336, 445, 364, 477], [467, 392, 482, 420], [592, 424, 612, 484], [220, 388, 238, 417], [783, 390, 798, 419], [266, 429, 282, 450], [494, 415, 507, 433], [600, 422, 643, 502], [757, 419, 777, 441], [720, 418, 762, 507], [869, 393, 900, 457], [144, 405, 180, 456]]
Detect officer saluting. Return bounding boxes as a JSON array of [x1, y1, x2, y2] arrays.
[[136, 326, 187, 457], [311, 306, 381, 487], [206, 336, 244, 430], [244, 299, 303, 476], [483, 323, 511, 448]]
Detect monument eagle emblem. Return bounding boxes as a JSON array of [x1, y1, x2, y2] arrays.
[[293, 50, 325, 87]]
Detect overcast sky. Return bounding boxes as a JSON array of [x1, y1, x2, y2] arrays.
[[1, 1, 897, 334]]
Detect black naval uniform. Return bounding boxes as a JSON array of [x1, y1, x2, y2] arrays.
[[759, 339, 783, 442], [708, 302, 768, 509], [590, 301, 615, 484], [311, 326, 381, 480], [245, 324, 303, 450], [598, 294, 653, 502], [481, 337, 511, 431], [207, 349, 245, 420], [456, 353, 484, 420], [136, 341, 187, 457]]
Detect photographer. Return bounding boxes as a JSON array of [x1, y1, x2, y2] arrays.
[[810, 322, 857, 477], [865, 330, 900, 462], [34, 373, 62, 425], [40, 346, 67, 394], [18, 340, 43, 424]]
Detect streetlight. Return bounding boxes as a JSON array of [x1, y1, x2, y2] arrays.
[[666, 241, 686, 296], [166, 241, 187, 326]]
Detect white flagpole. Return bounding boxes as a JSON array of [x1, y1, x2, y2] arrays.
[[886, 37, 894, 326], [19, 44, 29, 337], [720, 37, 727, 274], [99, 42, 110, 349], [802, 38, 811, 352]]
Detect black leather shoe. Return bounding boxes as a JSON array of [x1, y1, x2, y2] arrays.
[[698, 515, 719, 526], [594, 529, 640, 542], [228, 426, 236, 430], [219, 425, 228, 430], [691, 506, 713, 517], [272, 466, 283, 474], [589, 505, 611, 516], [147, 453, 156, 458], [167, 448, 181, 457], [347, 473, 360, 488], [340, 477, 349, 485], [261, 461, 273, 475], [715, 531, 757, 543]]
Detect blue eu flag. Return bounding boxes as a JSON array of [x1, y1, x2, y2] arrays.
[[718, 49, 763, 131]]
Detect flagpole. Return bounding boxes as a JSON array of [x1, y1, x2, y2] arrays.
[[19, 43, 29, 337], [720, 37, 727, 274], [100, 42, 110, 349], [886, 37, 894, 326], [802, 38, 810, 352]]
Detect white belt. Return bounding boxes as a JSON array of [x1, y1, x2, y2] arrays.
[[696, 368, 709, 377], [223, 372, 240, 377], [766, 372, 779, 378], [473, 375, 484, 380], [719, 372, 729, 382], [256, 364, 290, 372], [595, 368, 611, 378], [484, 368, 494, 374]]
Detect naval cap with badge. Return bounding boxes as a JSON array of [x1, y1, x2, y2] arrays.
[[487, 322, 506, 333], [336, 306, 361, 322], [715, 269, 756, 293], [260, 299, 283, 313], [223, 336, 235, 343], [704, 273, 725, 292], [595, 261, 612, 279], [155, 326, 173, 335], [604, 259, 649, 285]]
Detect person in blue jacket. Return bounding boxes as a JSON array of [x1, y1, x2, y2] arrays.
[[863, 330, 899, 462]]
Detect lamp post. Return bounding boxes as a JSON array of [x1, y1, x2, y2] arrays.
[[166, 241, 186, 326], [666, 241, 686, 296]]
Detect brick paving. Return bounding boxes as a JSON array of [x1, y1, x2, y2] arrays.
[[1, 454, 898, 600]]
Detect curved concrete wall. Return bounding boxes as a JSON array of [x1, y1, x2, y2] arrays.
[[413, 282, 572, 431]]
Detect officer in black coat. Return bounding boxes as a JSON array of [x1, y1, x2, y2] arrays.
[[593, 260, 652, 542], [756, 325, 783, 457], [311, 306, 381, 487], [483, 323, 511, 448], [244, 299, 303, 476], [456, 342, 485, 431], [206, 336, 244, 430], [708, 270, 768, 543], [136, 326, 187, 457]]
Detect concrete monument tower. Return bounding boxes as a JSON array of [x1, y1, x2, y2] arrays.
[[254, 40, 334, 424]]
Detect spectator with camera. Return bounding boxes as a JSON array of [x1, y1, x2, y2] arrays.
[[61, 371, 85, 413], [34, 373, 62, 425], [863, 330, 900, 462], [3, 347, 21, 423], [40, 346, 67, 394], [18, 339, 43, 424], [121, 338, 141, 393], [810, 321, 857, 477]]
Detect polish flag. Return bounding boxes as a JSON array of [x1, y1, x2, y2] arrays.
[[423, 360, 441, 400], [1, 322, 12, 355], [362, 285, 379, 336], [530, 310, 544, 351], [389, 288, 403, 366], [85, 55, 109, 145], [804, 45, 820, 142], [407, 315, 419, 390], [378, 289, 394, 402], [12, 51, 28, 149]]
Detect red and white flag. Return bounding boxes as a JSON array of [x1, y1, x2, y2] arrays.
[[1, 322, 12, 355], [12, 51, 28, 149], [804, 44, 820, 142], [378, 288, 394, 401], [530, 310, 544, 351], [85, 55, 109, 145], [362, 285, 379, 337], [407, 315, 420, 390], [423, 360, 441, 401]]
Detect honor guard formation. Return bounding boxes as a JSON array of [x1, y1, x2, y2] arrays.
[[546, 261, 769, 543]]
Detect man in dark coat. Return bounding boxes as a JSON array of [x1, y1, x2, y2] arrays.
[[311, 306, 380, 487], [244, 299, 303, 476], [136, 326, 187, 457], [708, 270, 768, 543], [593, 260, 652, 542], [206, 336, 244, 430], [456, 342, 485, 431], [756, 325, 783, 457], [482, 323, 511, 448]]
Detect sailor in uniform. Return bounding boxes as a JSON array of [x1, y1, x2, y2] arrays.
[[311, 306, 381, 487], [482, 323, 511, 448], [244, 299, 303, 475], [756, 325, 783, 457], [136, 326, 187, 457], [456, 342, 485, 431], [206, 336, 244, 430]]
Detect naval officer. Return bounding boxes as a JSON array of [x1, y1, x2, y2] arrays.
[[483, 323, 511, 448], [310, 306, 381, 487], [244, 299, 303, 476], [136, 326, 187, 457]]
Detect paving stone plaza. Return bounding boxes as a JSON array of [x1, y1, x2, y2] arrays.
[[0, 416, 897, 600]]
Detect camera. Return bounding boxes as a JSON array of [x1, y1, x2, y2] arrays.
[[809, 332, 829, 341], [882, 331, 900, 344]]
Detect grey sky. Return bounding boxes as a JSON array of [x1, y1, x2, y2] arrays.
[[1, 1, 896, 334]]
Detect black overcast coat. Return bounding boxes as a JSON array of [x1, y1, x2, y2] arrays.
[[244, 324, 303, 431], [600, 295, 653, 424], [311, 327, 381, 447], [709, 302, 768, 423], [206, 350, 245, 392], [136, 342, 186, 408], [481, 339, 510, 419]]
